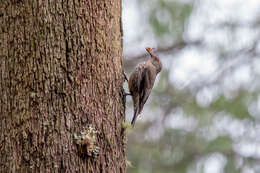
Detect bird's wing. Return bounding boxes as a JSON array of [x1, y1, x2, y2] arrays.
[[138, 67, 154, 114]]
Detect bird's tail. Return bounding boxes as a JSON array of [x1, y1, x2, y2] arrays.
[[131, 107, 139, 127]]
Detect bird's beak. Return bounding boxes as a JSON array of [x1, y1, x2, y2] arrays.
[[145, 47, 155, 56]]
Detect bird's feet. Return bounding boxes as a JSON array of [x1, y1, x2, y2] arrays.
[[124, 92, 131, 97], [123, 72, 128, 82]]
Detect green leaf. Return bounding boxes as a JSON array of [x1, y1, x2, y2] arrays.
[[206, 136, 233, 153], [210, 92, 254, 120], [224, 159, 241, 173]]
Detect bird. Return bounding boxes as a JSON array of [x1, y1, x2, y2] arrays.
[[128, 47, 162, 127]]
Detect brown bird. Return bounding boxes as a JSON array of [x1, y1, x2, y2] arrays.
[[128, 47, 162, 127]]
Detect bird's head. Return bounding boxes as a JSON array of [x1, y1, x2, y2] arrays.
[[145, 47, 162, 73]]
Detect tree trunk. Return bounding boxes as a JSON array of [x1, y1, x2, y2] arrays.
[[0, 0, 126, 172]]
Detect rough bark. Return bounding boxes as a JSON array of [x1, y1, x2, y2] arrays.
[[0, 0, 125, 172]]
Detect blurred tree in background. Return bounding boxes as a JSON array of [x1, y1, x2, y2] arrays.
[[123, 0, 260, 172]]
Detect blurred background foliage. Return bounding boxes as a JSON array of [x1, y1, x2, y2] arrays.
[[122, 0, 260, 172]]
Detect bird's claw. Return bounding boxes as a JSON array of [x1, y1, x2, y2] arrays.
[[123, 72, 128, 82]]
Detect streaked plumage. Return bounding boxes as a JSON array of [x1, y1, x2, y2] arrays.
[[128, 48, 162, 127]]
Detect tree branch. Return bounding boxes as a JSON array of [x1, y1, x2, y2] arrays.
[[123, 40, 202, 71]]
